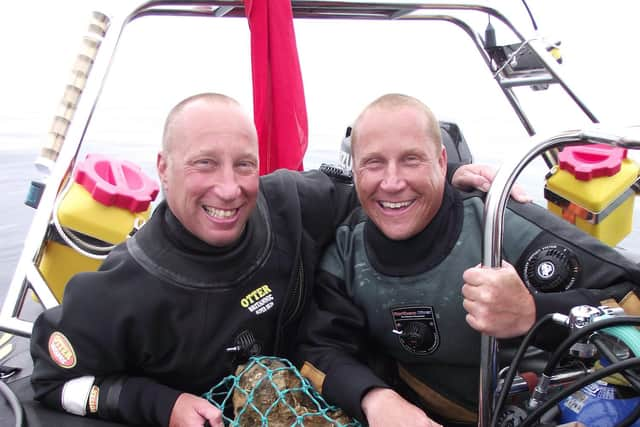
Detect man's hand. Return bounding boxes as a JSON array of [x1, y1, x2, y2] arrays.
[[462, 262, 536, 338], [169, 393, 223, 427], [361, 388, 442, 427], [451, 163, 531, 203]]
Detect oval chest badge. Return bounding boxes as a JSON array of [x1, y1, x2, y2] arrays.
[[48, 331, 77, 369]]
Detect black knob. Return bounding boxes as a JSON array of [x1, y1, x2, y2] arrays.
[[523, 245, 580, 292]]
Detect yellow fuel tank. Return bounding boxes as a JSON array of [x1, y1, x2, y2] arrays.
[[545, 145, 639, 247], [38, 154, 159, 301]]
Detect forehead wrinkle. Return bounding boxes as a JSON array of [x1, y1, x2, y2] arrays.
[[163, 95, 256, 151], [363, 112, 439, 160], [168, 109, 257, 157]]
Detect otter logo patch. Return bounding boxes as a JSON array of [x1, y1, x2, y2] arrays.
[[88, 385, 100, 413], [240, 284, 275, 315], [48, 332, 77, 369]]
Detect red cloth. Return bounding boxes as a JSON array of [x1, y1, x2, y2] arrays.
[[244, 0, 308, 175]]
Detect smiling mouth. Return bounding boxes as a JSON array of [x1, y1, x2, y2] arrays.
[[203, 205, 239, 218], [378, 200, 414, 209]]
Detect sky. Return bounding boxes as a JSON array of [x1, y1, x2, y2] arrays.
[[0, 0, 638, 226], [0, 0, 638, 214], [1, 1, 639, 166]]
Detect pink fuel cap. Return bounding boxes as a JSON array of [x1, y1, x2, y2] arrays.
[[558, 144, 627, 181], [74, 153, 159, 212]]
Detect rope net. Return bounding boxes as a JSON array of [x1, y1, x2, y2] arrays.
[[204, 356, 361, 426]]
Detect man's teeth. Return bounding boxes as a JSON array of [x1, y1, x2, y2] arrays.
[[380, 201, 412, 209], [203, 206, 237, 218]]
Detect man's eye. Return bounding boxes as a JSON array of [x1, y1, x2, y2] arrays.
[[405, 156, 420, 164], [236, 161, 257, 173], [194, 159, 216, 168]]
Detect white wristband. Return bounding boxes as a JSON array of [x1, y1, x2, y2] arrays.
[[61, 375, 96, 416]]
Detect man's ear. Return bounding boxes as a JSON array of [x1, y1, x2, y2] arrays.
[[157, 151, 168, 191], [439, 145, 448, 177]]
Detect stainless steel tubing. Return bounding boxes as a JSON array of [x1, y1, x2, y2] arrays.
[[478, 125, 640, 427]]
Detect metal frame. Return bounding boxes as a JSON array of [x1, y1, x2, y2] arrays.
[[0, 2, 607, 426], [481, 125, 640, 426]]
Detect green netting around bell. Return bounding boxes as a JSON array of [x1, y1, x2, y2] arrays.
[[204, 356, 362, 426]]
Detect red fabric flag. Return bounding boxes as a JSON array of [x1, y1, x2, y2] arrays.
[[244, 0, 308, 175]]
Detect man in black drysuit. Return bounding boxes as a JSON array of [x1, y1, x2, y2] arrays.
[[297, 93, 640, 427], [29, 93, 497, 427]]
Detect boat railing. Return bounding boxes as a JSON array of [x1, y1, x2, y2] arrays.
[[0, 2, 610, 426], [480, 125, 640, 427]]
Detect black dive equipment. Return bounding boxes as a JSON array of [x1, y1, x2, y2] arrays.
[[226, 330, 262, 365], [492, 305, 640, 427], [522, 245, 580, 292]]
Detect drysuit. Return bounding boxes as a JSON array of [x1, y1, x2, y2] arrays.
[[299, 185, 640, 425], [30, 169, 356, 426]]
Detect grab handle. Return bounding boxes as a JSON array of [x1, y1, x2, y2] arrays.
[[478, 125, 640, 427]]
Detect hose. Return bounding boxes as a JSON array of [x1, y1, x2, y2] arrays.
[[52, 177, 114, 260], [543, 316, 640, 377], [519, 357, 640, 427], [602, 321, 640, 357], [592, 335, 640, 393], [0, 380, 24, 427], [490, 313, 556, 427]]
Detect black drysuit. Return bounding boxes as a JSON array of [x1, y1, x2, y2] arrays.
[[298, 186, 640, 424], [30, 169, 356, 426]]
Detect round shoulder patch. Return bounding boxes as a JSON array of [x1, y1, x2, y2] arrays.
[[522, 244, 580, 292], [48, 331, 77, 369]]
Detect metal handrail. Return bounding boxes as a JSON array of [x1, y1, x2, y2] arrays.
[[481, 125, 640, 426], [0, 2, 611, 425], [1, 0, 551, 334]]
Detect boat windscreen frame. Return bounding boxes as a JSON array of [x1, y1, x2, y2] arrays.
[[0, 2, 604, 426]]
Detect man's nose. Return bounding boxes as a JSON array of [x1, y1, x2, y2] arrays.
[[213, 167, 241, 200], [380, 162, 406, 192]]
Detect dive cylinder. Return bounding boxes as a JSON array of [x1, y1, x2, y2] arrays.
[[37, 153, 159, 301], [545, 144, 639, 247]]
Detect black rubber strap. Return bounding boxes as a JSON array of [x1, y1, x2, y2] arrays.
[[97, 377, 125, 421]]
